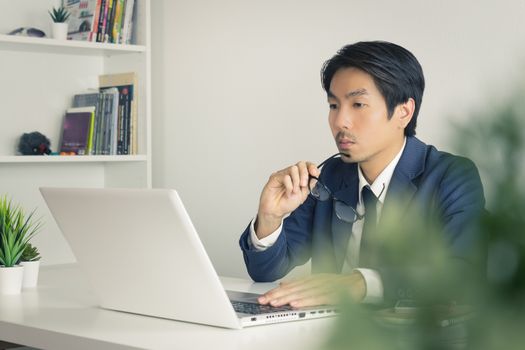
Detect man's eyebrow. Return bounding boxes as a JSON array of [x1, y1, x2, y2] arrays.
[[327, 88, 369, 100], [345, 88, 368, 98]]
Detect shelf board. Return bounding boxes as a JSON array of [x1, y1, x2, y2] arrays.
[[0, 155, 148, 163], [0, 34, 146, 56]]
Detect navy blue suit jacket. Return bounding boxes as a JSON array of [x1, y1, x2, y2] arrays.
[[239, 137, 485, 302]]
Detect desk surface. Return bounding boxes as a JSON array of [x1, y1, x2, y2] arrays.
[[0, 264, 334, 350]]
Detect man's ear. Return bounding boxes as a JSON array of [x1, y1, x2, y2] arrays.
[[396, 98, 415, 129]]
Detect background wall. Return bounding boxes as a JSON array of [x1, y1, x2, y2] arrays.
[[150, 0, 525, 278]]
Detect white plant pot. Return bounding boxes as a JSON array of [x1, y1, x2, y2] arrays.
[[21, 260, 40, 288], [51, 22, 69, 40], [0, 265, 24, 295]]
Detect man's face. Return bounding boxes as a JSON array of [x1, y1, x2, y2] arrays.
[[327, 67, 406, 167]]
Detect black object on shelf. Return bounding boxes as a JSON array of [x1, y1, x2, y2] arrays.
[[18, 132, 52, 155]]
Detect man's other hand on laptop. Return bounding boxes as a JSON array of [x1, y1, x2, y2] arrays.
[[257, 272, 365, 308]]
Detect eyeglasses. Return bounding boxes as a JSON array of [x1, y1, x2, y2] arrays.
[[308, 153, 365, 223]]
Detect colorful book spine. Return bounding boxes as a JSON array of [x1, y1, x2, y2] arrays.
[[97, 0, 109, 42], [96, 0, 107, 42], [89, 0, 102, 41], [86, 109, 95, 154], [106, 0, 117, 43], [112, 0, 125, 44], [120, 0, 135, 44]]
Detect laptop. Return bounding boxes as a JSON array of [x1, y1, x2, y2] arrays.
[[40, 187, 338, 329]]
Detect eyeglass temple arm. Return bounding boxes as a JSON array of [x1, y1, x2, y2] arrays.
[[317, 152, 346, 168]]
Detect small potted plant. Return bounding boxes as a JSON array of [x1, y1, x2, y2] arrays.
[[0, 196, 42, 295], [20, 243, 41, 288], [49, 5, 70, 40]]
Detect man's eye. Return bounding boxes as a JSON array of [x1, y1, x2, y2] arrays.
[[353, 102, 365, 108], [329, 104, 338, 110]]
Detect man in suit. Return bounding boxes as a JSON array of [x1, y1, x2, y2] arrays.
[[239, 41, 485, 307]]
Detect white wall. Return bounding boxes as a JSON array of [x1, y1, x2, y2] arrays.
[[151, 0, 525, 278]]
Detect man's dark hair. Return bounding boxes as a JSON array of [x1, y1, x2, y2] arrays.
[[321, 41, 425, 136]]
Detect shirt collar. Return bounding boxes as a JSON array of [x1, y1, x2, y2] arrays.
[[358, 137, 407, 204]]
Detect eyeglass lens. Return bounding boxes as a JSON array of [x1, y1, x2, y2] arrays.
[[309, 177, 330, 201], [27, 28, 45, 37], [334, 200, 360, 222]]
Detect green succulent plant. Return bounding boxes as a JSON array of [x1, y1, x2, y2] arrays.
[[21, 243, 41, 262], [0, 196, 42, 267], [48, 6, 70, 23]]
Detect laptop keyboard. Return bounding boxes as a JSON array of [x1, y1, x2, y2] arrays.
[[231, 301, 294, 315]]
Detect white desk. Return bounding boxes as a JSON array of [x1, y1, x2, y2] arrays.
[[0, 265, 335, 350]]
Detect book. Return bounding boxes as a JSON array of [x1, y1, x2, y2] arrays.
[[89, 0, 102, 41], [99, 88, 119, 154], [99, 72, 138, 154], [112, 0, 125, 44], [65, 0, 99, 41], [96, 0, 109, 42], [60, 107, 96, 155], [105, 0, 116, 43], [72, 92, 100, 154], [120, 0, 135, 44]]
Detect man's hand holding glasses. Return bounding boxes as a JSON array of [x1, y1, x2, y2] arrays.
[[255, 160, 320, 240], [255, 153, 363, 240]]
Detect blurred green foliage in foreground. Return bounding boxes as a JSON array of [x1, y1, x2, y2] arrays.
[[324, 88, 525, 350]]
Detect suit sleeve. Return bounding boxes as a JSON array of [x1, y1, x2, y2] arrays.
[[239, 196, 316, 282]]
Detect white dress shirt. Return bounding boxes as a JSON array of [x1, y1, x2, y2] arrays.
[[249, 138, 407, 304]]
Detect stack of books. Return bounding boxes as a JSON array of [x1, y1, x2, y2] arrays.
[[59, 72, 138, 155], [66, 0, 136, 44]]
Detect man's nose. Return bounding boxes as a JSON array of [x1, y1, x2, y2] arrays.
[[333, 108, 352, 130]]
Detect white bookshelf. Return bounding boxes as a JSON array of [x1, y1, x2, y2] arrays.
[[0, 33, 146, 55], [0, 155, 148, 163], [0, 0, 152, 265]]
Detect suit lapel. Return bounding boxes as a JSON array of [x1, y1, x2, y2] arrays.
[[381, 137, 427, 223], [380, 171, 417, 224]]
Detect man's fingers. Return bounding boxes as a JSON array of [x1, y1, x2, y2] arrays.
[[261, 279, 334, 307], [307, 162, 321, 178], [289, 290, 336, 308], [279, 275, 331, 290], [259, 274, 365, 307], [257, 159, 321, 241], [289, 165, 301, 194], [282, 175, 293, 196], [301, 186, 309, 199], [295, 161, 309, 188], [270, 161, 318, 196], [259, 274, 351, 307], [268, 284, 335, 307]]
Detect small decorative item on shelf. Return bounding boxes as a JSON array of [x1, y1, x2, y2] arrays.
[[49, 5, 70, 40], [0, 196, 42, 295], [18, 131, 52, 155], [7, 27, 46, 38], [20, 243, 41, 288]]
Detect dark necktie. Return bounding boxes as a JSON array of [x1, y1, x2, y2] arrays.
[[360, 186, 378, 265]]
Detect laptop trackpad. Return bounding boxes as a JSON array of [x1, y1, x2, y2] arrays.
[[226, 290, 261, 303]]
